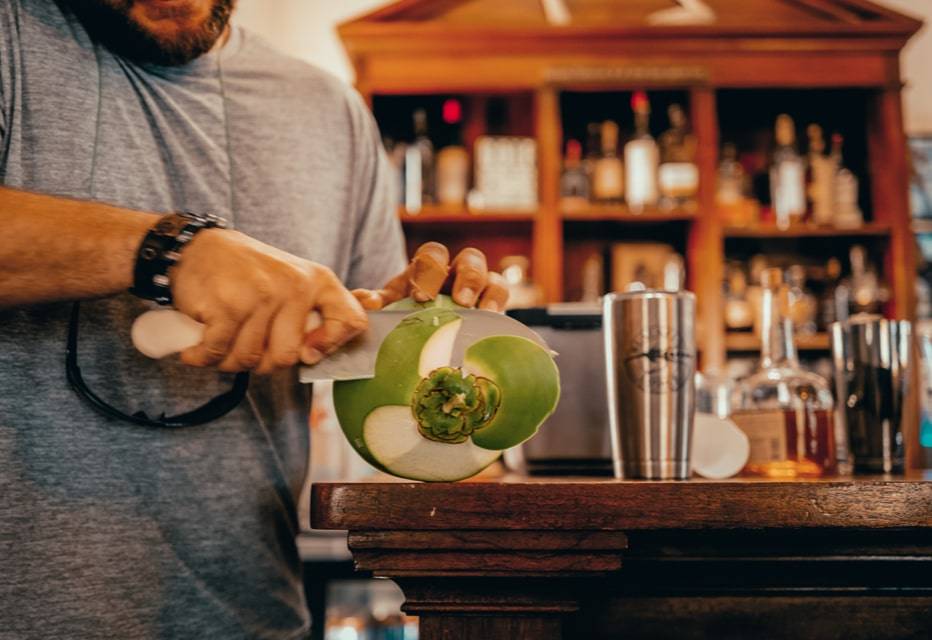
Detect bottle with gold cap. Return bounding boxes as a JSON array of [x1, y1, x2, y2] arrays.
[[591, 120, 624, 204], [731, 267, 837, 478], [770, 114, 806, 230]]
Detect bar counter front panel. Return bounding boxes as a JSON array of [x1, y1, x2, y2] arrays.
[[312, 475, 932, 640]]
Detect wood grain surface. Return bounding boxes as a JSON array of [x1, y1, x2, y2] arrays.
[[311, 475, 932, 532]]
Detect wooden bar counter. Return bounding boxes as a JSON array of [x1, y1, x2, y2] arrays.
[[312, 474, 932, 639]]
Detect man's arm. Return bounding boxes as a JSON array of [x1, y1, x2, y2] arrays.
[[0, 186, 368, 374], [0, 187, 156, 306]]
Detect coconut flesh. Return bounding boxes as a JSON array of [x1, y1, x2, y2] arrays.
[[332, 305, 560, 482]]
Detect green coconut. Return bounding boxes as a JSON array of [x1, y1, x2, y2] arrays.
[[383, 293, 461, 311], [332, 305, 560, 482]]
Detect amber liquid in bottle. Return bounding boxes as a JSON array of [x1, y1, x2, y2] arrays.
[[732, 268, 837, 478]]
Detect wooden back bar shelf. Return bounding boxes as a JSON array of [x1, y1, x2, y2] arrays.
[[340, 0, 922, 371], [312, 475, 932, 639]]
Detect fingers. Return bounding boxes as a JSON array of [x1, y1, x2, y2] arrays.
[[451, 248, 488, 307], [302, 280, 368, 365], [351, 265, 411, 311], [478, 271, 509, 312], [217, 304, 278, 372], [352, 289, 384, 311], [180, 316, 239, 367], [255, 299, 312, 374], [408, 242, 449, 302]]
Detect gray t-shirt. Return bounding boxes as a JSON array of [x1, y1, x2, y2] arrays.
[[0, 1, 406, 638]]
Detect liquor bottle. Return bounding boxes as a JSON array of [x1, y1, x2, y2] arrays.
[[724, 265, 754, 332], [435, 100, 469, 207], [717, 142, 756, 226], [831, 133, 864, 229], [786, 264, 818, 336], [849, 244, 887, 315], [769, 114, 806, 230], [624, 91, 660, 212], [579, 251, 604, 303], [819, 257, 847, 331], [583, 122, 602, 195], [500, 256, 544, 309], [732, 268, 837, 478], [403, 108, 435, 213], [560, 139, 590, 208], [412, 108, 434, 205], [591, 120, 624, 203], [806, 123, 834, 226], [657, 103, 699, 210]]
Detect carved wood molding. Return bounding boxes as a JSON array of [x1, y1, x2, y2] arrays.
[[348, 530, 628, 577]]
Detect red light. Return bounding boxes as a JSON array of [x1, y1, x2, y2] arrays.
[[631, 91, 648, 111], [442, 98, 462, 124]]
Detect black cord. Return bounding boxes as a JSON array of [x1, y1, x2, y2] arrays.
[[66, 302, 248, 428]]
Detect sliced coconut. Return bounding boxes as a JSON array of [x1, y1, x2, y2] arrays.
[[363, 405, 501, 482], [418, 319, 462, 377]]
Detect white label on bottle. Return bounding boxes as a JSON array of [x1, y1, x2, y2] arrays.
[[625, 141, 659, 207], [658, 163, 699, 197], [731, 410, 787, 464]]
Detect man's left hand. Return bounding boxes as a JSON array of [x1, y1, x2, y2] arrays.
[[352, 242, 509, 311]]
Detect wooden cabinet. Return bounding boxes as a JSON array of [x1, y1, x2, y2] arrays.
[[339, 0, 921, 371]]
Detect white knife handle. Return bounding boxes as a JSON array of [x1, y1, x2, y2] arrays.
[[132, 309, 323, 359]]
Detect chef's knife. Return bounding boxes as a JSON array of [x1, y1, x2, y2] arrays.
[[131, 307, 550, 382]]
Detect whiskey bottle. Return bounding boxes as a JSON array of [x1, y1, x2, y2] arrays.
[[831, 133, 864, 229], [770, 114, 806, 230], [591, 120, 624, 204], [434, 102, 469, 207], [657, 103, 699, 210], [732, 268, 837, 478], [624, 91, 659, 212], [560, 139, 590, 209], [806, 123, 835, 226]]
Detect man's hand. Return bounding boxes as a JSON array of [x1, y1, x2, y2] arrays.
[[352, 242, 509, 311], [171, 229, 367, 375]]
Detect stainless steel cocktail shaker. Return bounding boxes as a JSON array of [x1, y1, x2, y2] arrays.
[[603, 291, 697, 479], [831, 314, 912, 474]]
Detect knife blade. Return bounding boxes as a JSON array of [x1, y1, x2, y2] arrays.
[[131, 307, 550, 382], [299, 308, 550, 382]]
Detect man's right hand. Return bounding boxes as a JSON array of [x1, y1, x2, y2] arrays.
[[170, 228, 367, 375]]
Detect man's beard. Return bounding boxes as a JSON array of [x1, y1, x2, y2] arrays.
[[66, 0, 235, 67]]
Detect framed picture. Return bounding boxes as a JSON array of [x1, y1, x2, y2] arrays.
[[909, 135, 932, 219]]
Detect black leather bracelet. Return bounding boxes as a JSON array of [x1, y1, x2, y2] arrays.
[[129, 211, 227, 305]]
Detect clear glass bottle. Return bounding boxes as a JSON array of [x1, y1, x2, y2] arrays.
[[732, 268, 837, 478], [724, 265, 754, 332], [591, 120, 624, 204], [560, 138, 590, 209], [657, 103, 699, 210], [624, 91, 660, 212], [770, 113, 806, 230], [786, 264, 818, 336]]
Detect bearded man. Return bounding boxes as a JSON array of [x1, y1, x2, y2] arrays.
[[0, 1, 506, 638]]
